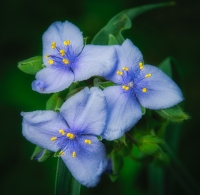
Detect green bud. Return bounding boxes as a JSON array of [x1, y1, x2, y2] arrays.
[[156, 105, 190, 123], [46, 93, 63, 111], [109, 152, 123, 182], [138, 135, 164, 156], [18, 56, 43, 75], [31, 145, 52, 162]]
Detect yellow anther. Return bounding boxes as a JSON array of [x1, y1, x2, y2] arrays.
[[60, 49, 65, 56], [45, 55, 50, 58], [122, 85, 129, 90], [64, 40, 70, 46], [63, 58, 69, 64], [51, 137, 57, 141], [72, 152, 76, 158], [48, 59, 54, 65], [84, 139, 92, 144], [66, 133, 75, 139], [51, 42, 56, 49], [145, 74, 152, 78], [59, 150, 65, 156], [59, 129, 65, 136], [139, 62, 144, 70], [122, 67, 129, 71], [117, 71, 123, 75], [142, 88, 147, 92]]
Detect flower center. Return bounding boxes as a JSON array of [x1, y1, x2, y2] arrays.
[[50, 129, 92, 158], [46, 40, 72, 66], [116, 63, 152, 93]]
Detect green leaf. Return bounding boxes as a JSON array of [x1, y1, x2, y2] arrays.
[[93, 78, 116, 89], [108, 34, 119, 45], [158, 57, 173, 78], [156, 105, 190, 122], [92, 2, 175, 45], [55, 158, 81, 195], [31, 145, 52, 162], [46, 93, 63, 111], [18, 56, 43, 75], [138, 135, 164, 156]]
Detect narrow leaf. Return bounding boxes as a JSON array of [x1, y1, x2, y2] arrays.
[[31, 145, 52, 162], [92, 2, 175, 45], [55, 158, 81, 195]]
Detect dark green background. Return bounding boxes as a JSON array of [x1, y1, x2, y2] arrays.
[[1, 0, 200, 194]]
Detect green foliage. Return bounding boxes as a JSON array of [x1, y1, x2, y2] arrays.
[[137, 135, 164, 156], [92, 2, 174, 45], [156, 105, 190, 123], [18, 56, 43, 75]]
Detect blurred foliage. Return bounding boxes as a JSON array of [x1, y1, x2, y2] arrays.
[[1, 0, 200, 195]]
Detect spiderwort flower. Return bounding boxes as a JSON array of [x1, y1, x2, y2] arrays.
[[32, 21, 116, 93], [102, 39, 184, 141], [21, 87, 108, 187]]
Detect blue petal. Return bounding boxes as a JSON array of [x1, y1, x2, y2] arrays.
[[102, 86, 142, 141], [61, 135, 108, 187], [73, 45, 117, 81], [32, 66, 74, 93], [60, 87, 107, 135], [43, 21, 83, 66], [105, 39, 143, 83], [136, 65, 184, 109], [21, 111, 68, 152]]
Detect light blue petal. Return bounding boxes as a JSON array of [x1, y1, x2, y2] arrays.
[[60, 87, 107, 135], [61, 136, 108, 187], [136, 65, 184, 109], [43, 21, 83, 66], [105, 39, 143, 83], [102, 86, 142, 141], [21, 111, 68, 152], [73, 45, 117, 81], [32, 66, 74, 93]]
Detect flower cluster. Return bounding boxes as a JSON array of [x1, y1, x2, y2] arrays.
[[21, 21, 184, 187]]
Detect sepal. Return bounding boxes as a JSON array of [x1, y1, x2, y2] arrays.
[[18, 56, 43, 75], [156, 105, 190, 123], [46, 92, 64, 111]]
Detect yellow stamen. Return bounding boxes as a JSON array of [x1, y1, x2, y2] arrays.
[[139, 62, 144, 70], [84, 139, 92, 144], [45, 55, 50, 58], [59, 129, 65, 136], [72, 151, 76, 158], [145, 73, 152, 78], [64, 40, 70, 46], [48, 59, 54, 65], [51, 137, 57, 141], [59, 150, 64, 156], [66, 133, 75, 139], [63, 59, 69, 64], [122, 85, 129, 90], [60, 49, 65, 56], [122, 67, 129, 71], [51, 42, 56, 49], [117, 71, 123, 75], [142, 88, 147, 92]]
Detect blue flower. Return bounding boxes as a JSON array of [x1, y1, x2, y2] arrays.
[[32, 21, 116, 93], [102, 39, 184, 141], [21, 87, 108, 187]]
